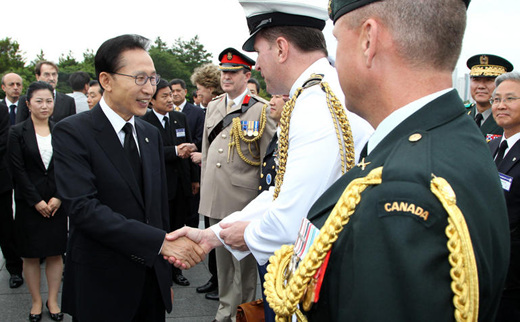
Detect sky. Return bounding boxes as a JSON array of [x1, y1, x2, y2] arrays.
[[2, 0, 519, 80]]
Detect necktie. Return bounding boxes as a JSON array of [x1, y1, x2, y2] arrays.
[[359, 143, 368, 160], [9, 105, 16, 125], [495, 140, 508, 166], [174, 106, 181, 112], [227, 100, 235, 114], [474, 113, 483, 127], [122, 123, 143, 190], [163, 115, 173, 143]]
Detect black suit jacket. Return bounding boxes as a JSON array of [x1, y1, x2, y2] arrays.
[[141, 110, 198, 199], [306, 90, 509, 321], [182, 102, 205, 151], [489, 138, 520, 293], [16, 92, 76, 124], [52, 104, 171, 321], [0, 103, 12, 193], [8, 118, 58, 204]]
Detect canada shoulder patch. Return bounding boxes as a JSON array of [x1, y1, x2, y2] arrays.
[[378, 199, 434, 227]]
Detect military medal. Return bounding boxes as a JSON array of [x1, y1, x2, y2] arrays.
[[247, 121, 253, 136], [253, 121, 259, 136], [242, 121, 247, 136]]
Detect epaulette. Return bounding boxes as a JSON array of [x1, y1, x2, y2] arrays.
[[465, 102, 475, 110], [249, 94, 269, 105], [212, 93, 225, 102]]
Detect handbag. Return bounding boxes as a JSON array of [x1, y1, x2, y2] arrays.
[[236, 299, 265, 322]]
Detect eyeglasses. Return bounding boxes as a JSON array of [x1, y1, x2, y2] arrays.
[[490, 97, 520, 105], [111, 72, 160, 86]]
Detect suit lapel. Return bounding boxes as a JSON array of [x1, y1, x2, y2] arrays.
[[22, 118, 46, 172], [92, 106, 144, 209], [135, 120, 153, 217], [499, 140, 520, 173]]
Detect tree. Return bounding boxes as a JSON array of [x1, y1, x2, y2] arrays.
[[0, 37, 26, 75], [171, 35, 212, 76]]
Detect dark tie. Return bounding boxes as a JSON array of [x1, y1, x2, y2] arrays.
[[359, 143, 369, 160], [122, 123, 143, 190], [9, 105, 16, 125], [495, 140, 508, 166], [474, 113, 483, 127], [163, 115, 173, 143]]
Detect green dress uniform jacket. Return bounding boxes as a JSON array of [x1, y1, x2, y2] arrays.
[[467, 103, 503, 138], [306, 90, 510, 321]]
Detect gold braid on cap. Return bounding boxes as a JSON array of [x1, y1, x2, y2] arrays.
[[264, 167, 479, 322], [228, 104, 268, 166], [273, 74, 355, 200]]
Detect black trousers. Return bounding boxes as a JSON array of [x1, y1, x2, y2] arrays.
[[0, 190, 22, 275], [204, 215, 218, 283]]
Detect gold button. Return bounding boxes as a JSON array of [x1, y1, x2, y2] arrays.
[[218, 148, 223, 153], [272, 166, 275, 169], [263, 162, 267, 167], [261, 174, 264, 178], [409, 133, 422, 142], [222, 134, 227, 139], [258, 186, 262, 190], [216, 163, 221, 168]]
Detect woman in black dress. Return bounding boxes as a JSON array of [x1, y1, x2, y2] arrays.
[[8, 81, 66, 322]]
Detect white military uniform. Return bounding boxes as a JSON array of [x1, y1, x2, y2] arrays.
[[211, 57, 374, 265]]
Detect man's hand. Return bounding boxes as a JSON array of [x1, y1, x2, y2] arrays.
[[190, 152, 202, 165], [164, 227, 222, 267], [47, 197, 62, 216], [179, 143, 197, 152], [191, 182, 200, 195], [160, 236, 206, 269], [177, 144, 191, 159], [219, 221, 250, 251]]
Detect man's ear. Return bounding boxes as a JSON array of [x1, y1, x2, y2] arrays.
[[360, 18, 379, 68], [99, 72, 112, 92], [275, 37, 289, 64]]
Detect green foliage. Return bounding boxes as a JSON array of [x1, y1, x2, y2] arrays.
[[0, 35, 213, 101]]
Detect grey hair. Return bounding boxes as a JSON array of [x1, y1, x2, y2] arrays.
[[496, 71, 520, 88]]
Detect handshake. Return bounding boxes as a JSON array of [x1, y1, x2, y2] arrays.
[[159, 221, 251, 269]]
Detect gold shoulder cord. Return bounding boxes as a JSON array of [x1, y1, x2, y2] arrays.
[[273, 74, 355, 200], [264, 167, 479, 322], [228, 103, 268, 166]]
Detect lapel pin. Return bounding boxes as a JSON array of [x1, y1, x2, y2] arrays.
[[513, 157, 517, 162], [145, 138, 149, 143]]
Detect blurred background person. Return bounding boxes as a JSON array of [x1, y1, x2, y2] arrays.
[[247, 78, 260, 96], [86, 80, 103, 109], [67, 71, 90, 113], [8, 81, 66, 322], [192, 90, 202, 106]]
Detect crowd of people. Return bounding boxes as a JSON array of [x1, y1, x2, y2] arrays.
[[0, 0, 518, 321]]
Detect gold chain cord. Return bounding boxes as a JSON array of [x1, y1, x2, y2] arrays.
[[264, 167, 479, 322], [228, 104, 268, 166], [273, 76, 355, 200]]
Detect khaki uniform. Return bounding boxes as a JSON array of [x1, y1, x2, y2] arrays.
[[200, 92, 276, 321]]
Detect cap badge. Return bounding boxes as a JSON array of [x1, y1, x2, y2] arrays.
[[480, 55, 489, 65], [227, 52, 233, 61]]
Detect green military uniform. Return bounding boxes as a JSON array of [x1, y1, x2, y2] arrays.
[[466, 103, 503, 138], [305, 90, 510, 321]]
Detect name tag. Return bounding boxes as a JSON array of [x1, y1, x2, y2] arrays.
[[499, 173, 513, 191], [176, 128, 186, 137]]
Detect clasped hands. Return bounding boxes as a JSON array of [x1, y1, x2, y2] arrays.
[[162, 221, 250, 269], [35, 197, 61, 218]]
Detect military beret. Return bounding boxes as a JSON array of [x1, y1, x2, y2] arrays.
[[328, 0, 471, 23], [239, 0, 328, 52], [218, 47, 255, 71], [466, 54, 514, 78]]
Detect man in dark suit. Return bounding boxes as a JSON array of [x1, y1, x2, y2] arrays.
[[466, 54, 514, 140], [489, 71, 520, 321], [16, 61, 76, 124], [169, 78, 205, 152], [141, 79, 200, 287], [52, 34, 204, 322], [0, 72, 24, 288], [256, 0, 510, 321]]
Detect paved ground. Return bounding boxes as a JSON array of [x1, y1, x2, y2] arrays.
[[0, 219, 262, 321]]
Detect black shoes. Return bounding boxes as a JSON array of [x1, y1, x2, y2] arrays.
[[46, 301, 64, 321], [28, 305, 42, 322], [173, 273, 190, 286], [205, 291, 219, 301], [9, 274, 23, 288], [196, 279, 218, 293]]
